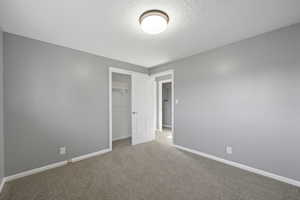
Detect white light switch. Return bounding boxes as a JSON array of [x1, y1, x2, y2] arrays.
[[226, 146, 233, 154], [59, 147, 66, 155], [175, 99, 179, 104]]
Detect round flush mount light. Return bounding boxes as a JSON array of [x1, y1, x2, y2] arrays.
[[139, 10, 169, 34]]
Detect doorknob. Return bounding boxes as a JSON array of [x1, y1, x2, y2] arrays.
[[132, 112, 138, 115]]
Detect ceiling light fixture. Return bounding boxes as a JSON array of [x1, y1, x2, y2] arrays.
[[139, 10, 169, 34]]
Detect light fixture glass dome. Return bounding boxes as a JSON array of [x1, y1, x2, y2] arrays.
[[139, 10, 169, 34]]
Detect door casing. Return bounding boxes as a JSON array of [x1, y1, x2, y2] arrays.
[[151, 70, 175, 143], [109, 67, 155, 149]]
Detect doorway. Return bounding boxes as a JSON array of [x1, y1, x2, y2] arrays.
[[162, 82, 172, 129], [111, 72, 132, 148], [109, 67, 156, 150], [152, 70, 174, 145]]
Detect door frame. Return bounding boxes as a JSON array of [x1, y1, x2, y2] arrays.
[[151, 70, 174, 141], [109, 67, 135, 150]]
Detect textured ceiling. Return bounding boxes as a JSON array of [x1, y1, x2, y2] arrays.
[[1, 0, 300, 68]]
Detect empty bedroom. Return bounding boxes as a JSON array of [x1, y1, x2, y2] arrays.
[[0, 0, 300, 200]]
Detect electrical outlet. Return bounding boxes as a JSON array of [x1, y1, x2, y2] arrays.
[[59, 147, 66, 155], [226, 146, 233, 154]]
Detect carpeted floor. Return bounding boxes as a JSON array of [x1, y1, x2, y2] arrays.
[[155, 128, 173, 145], [0, 138, 299, 200]]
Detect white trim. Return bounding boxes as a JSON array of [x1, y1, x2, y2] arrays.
[[112, 136, 131, 142], [171, 72, 174, 139], [174, 144, 300, 188], [3, 148, 111, 183], [5, 160, 68, 182], [159, 80, 172, 84], [109, 68, 112, 150], [71, 148, 111, 162], [151, 70, 174, 78], [0, 178, 6, 193], [158, 81, 163, 131], [151, 70, 174, 144]]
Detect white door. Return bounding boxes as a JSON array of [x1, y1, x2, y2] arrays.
[[131, 73, 155, 145]]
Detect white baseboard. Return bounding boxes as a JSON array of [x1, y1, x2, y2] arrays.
[[174, 144, 300, 188], [3, 148, 111, 185], [112, 136, 131, 142], [5, 160, 68, 182], [0, 178, 6, 193], [71, 148, 111, 162]]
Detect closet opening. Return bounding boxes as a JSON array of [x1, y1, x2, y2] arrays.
[[111, 72, 132, 149]]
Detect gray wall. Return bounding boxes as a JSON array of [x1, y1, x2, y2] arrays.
[[0, 28, 4, 183], [150, 23, 300, 181], [3, 33, 147, 176]]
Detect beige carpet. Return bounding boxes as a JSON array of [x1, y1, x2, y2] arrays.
[[0, 138, 299, 200], [155, 128, 173, 145]]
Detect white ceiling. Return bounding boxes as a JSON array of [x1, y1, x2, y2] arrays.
[[1, 0, 300, 68]]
